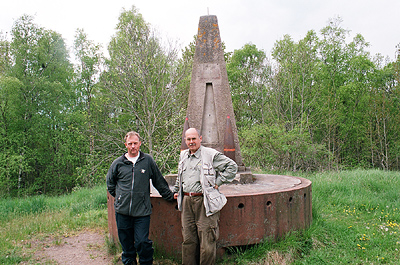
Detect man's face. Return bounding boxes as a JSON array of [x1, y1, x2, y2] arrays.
[[125, 135, 141, 157], [185, 129, 202, 154]]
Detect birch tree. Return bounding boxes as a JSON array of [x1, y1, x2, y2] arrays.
[[101, 6, 190, 171]]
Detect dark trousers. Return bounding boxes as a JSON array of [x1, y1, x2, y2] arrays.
[[115, 213, 153, 265]]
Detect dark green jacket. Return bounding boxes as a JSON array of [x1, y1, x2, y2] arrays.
[[106, 151, 174, 217]]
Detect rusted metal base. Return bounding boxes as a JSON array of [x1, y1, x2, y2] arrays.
[[107, 174, 312, 261], [106, 191, 118, 242]]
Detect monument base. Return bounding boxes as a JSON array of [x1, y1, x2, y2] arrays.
[[107, 174, 312, 261]]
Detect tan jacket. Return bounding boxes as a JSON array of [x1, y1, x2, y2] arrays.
[[175, 146, 237, 216]]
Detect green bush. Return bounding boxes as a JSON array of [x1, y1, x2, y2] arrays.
[[240, 123, 332, 171]]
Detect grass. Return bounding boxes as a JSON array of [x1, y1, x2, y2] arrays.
[[223, 169, 400, 264], [1, 169, 400, 264], [0, 185, 109, 264]]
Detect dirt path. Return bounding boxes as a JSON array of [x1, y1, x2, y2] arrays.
[[28, 230, 178, 265], [32, 230, 116, 265]]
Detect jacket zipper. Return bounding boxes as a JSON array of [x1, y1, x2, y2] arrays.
[[129, 164, 134, 215]]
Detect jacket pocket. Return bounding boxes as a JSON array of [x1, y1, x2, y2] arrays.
[[203, 163, 216, 186], [204, 186, 227, 215], [114, 192, 131, 215]]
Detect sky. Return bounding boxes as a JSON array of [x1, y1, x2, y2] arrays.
[[1, 0, 399, 61]]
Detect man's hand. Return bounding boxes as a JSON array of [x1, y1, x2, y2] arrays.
[[174, 193, 178, 199]]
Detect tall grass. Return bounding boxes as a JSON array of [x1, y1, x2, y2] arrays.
[[1, 170, 400, 264], [0, 185, 108, 264], [227, 169, 400, 264]]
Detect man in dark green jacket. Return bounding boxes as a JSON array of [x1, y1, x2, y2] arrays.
[[107, 131, 174, 265]]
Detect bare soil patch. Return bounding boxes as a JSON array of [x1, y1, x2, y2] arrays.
[[25, 229, 178, 265], [31, 230, 116, 265]]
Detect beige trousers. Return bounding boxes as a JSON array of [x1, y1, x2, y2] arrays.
[[181, 195, 220, 265]]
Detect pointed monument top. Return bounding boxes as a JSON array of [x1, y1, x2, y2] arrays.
[[195, 15, 223, 64], [185, 15, 245, 167]]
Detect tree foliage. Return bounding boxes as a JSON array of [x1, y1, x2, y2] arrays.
[[72, 28, 105, 186], [0, 15, 87, 196], [1, 10, 399, 196], [230, 17, 400, 171], [227, 43, 271, 127], [97, 6, 190, 172]]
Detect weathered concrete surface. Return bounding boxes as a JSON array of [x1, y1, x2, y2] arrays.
[[186, 15, 244, 167]]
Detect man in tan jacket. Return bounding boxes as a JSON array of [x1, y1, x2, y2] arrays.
[[173, 128, 237, 265]]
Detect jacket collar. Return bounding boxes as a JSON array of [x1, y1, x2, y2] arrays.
[[123, 151, 144, 163], [188, 146, 202, 159]]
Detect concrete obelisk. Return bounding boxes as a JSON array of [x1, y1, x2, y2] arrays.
[[110, 16, 312, 261], [186, 15, 245, 169]]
